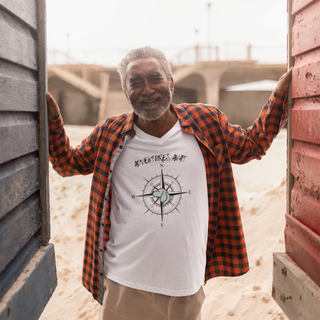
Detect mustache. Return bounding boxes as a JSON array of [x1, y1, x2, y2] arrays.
[[138, 93, 162, 102]]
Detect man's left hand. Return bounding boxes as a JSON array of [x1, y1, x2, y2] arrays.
[[276, 67, 293, 94]]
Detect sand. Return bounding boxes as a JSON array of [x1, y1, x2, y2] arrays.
[[40, 125, 288, 320]]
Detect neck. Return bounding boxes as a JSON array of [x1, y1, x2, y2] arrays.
[[134, 106, 178, 138]]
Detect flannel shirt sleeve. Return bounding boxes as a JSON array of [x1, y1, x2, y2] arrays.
[[219, 88, 288, 164], [48, 114, 97, 177]]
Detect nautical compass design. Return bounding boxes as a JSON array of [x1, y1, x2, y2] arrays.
[[132, 167, 190, 226]]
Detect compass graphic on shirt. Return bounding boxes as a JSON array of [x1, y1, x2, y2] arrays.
[[131, 166, 191, 226]]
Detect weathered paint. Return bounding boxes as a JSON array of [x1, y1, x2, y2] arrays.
[[272, 252, 320, 319], [0, 195, 41, 273], [292, 0, 320, 56], [291, 98, 320, 144], [273, 0, 320, 317], [0, 0, 37, 30], [292, 0, 318, 14], [291, 140, 320, 194], [0, 245, 57, 320], [291, 180, 320, 235], [0, 8, 38, 70], [0, 62, 38, 112], [292, 50, 320, 98], [285, 214, 320, 287], [0, 0, 57, 318]]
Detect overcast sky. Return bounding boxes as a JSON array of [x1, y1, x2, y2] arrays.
[[46, 0, 288, 66]]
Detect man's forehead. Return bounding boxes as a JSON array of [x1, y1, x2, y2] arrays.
[[126, 57, 164, 75]]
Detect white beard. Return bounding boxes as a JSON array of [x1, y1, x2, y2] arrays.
[[130, 87, 172, 121]]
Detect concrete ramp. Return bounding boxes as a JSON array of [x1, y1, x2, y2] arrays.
[[48, 65, 101, 99]]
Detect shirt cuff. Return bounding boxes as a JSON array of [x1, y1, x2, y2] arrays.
[[49, 114, 63, 131], [274, 87, 288, 100]]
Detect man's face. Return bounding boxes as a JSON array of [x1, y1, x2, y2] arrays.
[[125, 58, 174, 121]]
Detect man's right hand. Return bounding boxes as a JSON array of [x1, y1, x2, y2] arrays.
[[47, 92, 61, 120]]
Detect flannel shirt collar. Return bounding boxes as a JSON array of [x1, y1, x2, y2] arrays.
[[171, 103, 215, 153], [121, 111, 135, 135], [120, 105, 193, 136], [120, 104, 208, 145], [171, 103, 195, 129]]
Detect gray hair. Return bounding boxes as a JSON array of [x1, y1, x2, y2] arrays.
[[117, 46, 172, 93]]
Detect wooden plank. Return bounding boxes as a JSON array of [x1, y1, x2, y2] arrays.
[[291, 98, 320, 144], [0, 0, 37, 30], [287, 0, 295, 216], [0, 154, 39, 219], [37, 0, 50, 245], [0, 244, 57, 320], [272, 252, 320, 320], [285, 214, 320, 287], [292, 0, 320, 56], [292, 49, 320, 98], [291, 180, 320, 235], [0, 235, 40, 301], [0, 195, 41, 274], [0, 113, 39, 164], [291, 140, 320, 194], [0, 59, 38, 111], [292, 0, 317, 15], [0, 8, 37, 70]]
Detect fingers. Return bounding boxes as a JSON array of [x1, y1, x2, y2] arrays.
[[276, 68, 293, 94], [47, 92, 61, 120], [47, 92, 57, 106]]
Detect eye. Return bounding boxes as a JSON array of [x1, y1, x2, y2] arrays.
[[151, 77, 162, 82], [130, 81, 141, 88]]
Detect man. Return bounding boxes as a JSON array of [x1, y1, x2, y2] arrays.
[[47, 46, 292, 320]]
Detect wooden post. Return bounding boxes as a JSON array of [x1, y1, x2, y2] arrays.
[[273, 252, 320, 319], [98, 73, 110, 122], [247, 44, 251, 61], [82, 65, 88, 82], [37, 0, 50, 246], [286, 0, 295, 217]]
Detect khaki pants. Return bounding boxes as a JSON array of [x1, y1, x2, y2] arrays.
[[99, 277, 205, 320]]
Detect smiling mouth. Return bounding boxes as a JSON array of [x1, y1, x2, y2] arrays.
[[141, 98, 158, 104]]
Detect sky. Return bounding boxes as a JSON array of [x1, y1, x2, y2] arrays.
[[46, 0, 288, 66]]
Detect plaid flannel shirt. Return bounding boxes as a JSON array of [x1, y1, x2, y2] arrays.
[[49, 88, 287, 304]]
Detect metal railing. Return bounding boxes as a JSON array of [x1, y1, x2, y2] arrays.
[[47, 43, 286, 68]]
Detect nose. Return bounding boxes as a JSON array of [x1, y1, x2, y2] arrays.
[[142, 81, 155, 95]]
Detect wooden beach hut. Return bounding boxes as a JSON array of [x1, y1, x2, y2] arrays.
[[0, 1, 57, 319], [273, 0, 320, 318]]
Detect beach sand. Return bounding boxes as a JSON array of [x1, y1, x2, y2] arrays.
[[40, 125, 288, 320]]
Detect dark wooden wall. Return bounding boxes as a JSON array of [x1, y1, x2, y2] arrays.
[[0, 1, 57, 319]]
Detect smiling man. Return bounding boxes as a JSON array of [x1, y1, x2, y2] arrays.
[[47, 47, 292, 320]]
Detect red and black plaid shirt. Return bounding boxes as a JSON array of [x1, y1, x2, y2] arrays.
[[49, 88, 287, 303]]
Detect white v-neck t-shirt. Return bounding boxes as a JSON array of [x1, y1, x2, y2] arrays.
[[104, 120, 208, 296]]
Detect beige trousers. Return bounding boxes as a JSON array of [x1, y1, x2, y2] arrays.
[[99, 277, 205, 320]]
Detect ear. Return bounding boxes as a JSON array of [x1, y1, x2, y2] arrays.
[[124, 90, 129, 101], [170, 77, 174, 94]]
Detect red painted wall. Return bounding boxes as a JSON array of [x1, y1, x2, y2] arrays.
[[286, 0, 320, 288]]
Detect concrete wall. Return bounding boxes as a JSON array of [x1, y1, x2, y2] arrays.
[[172, 87, 198, 104], [219, 90, 272, 128], [48, 76, 99, 126]]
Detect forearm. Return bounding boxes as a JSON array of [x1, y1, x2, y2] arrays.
[[49, 115, 94, 177], [225, 88, 288, 164]]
